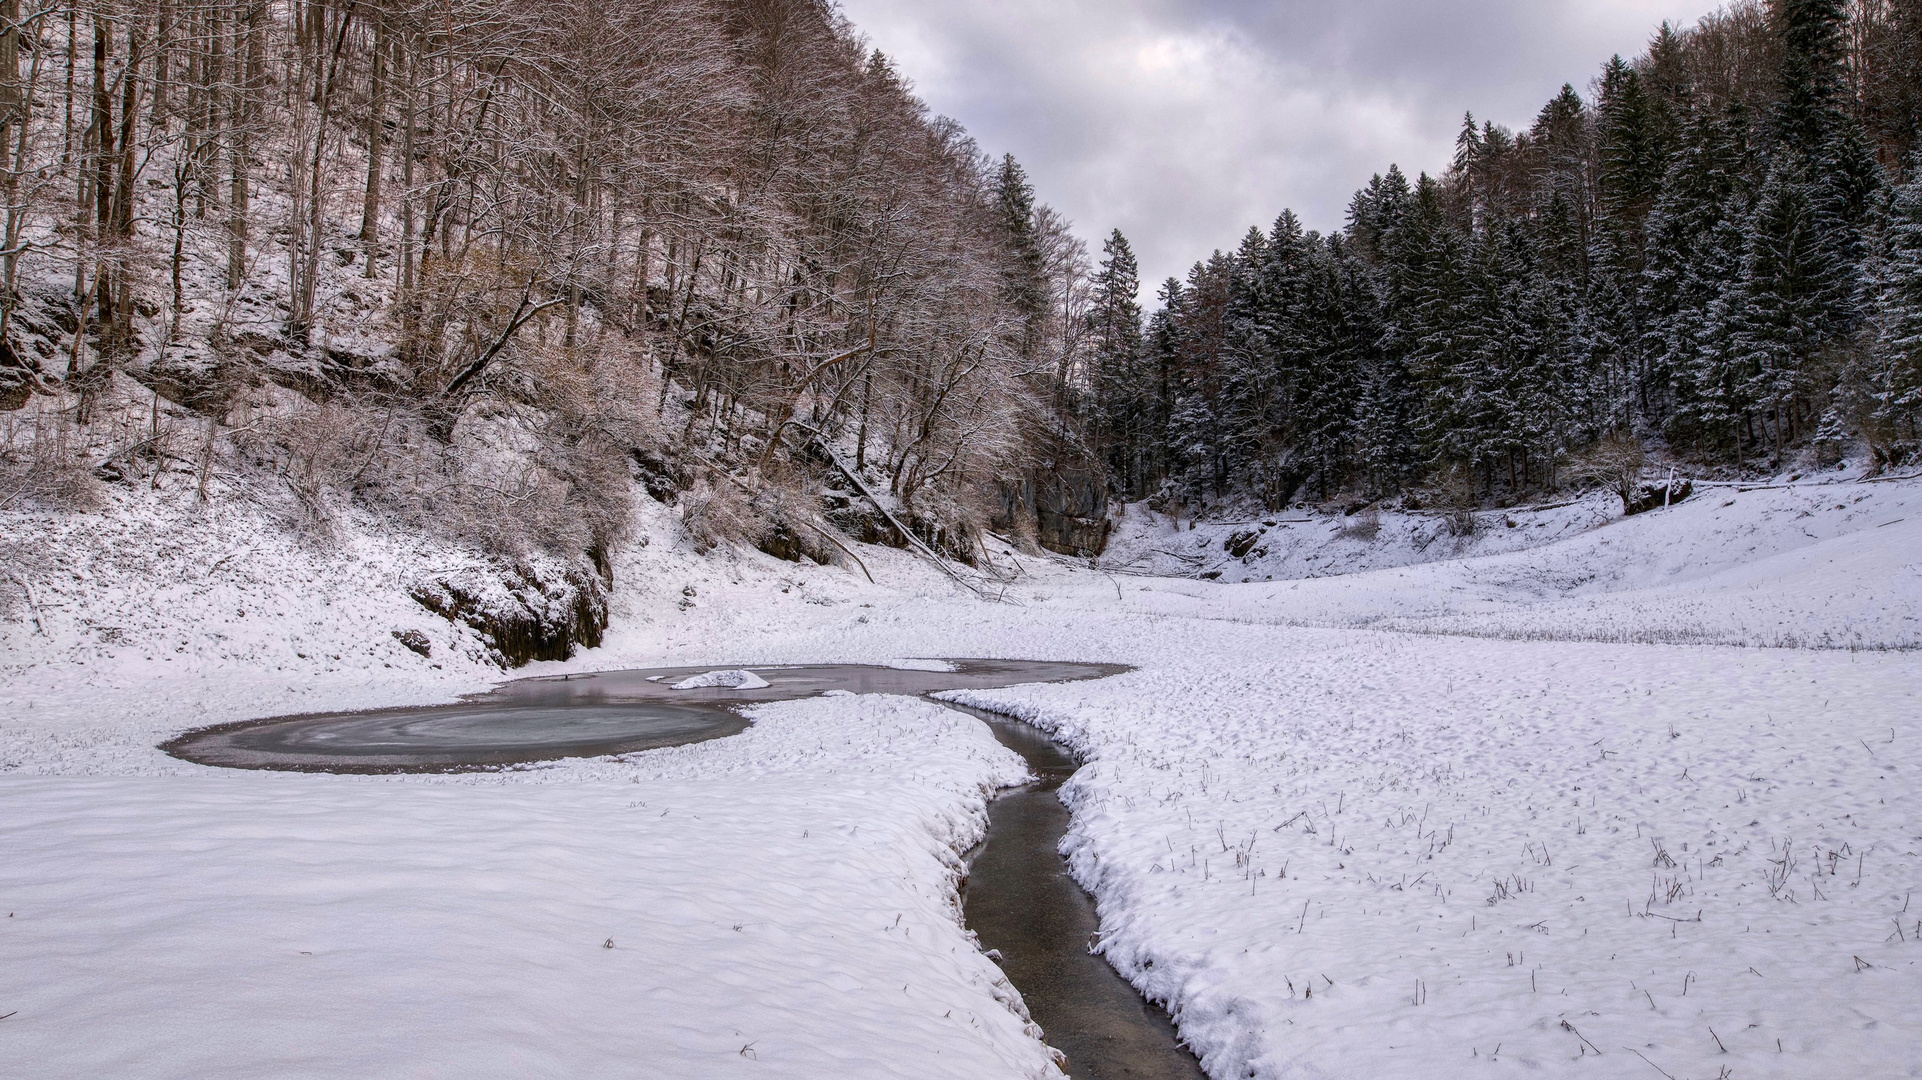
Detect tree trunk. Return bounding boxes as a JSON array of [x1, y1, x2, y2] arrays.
[[360, 10, 385, 275]]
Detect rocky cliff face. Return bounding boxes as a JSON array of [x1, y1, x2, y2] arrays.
[[997, 468, 1112, 557]]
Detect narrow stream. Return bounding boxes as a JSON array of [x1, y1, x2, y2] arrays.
[[161, 661, 1204, 1077], [948, 702, 1208, 1080]]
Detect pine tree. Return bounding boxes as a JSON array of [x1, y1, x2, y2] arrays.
[[994, 155, 1050, 363], [1089, 230, 1149, 493], [1643, 105, 1755, 442], [1861, 157, 1922, 453]]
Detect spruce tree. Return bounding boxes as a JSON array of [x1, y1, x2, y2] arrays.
[[1220, 225, 1275, 475], [1596, 56, 1666, 246], [1302, 234, 1375, 495], [1122, 0, 1914, 499], [1142, 278, 1186, 492], [1775, 0, 1852, 153], [1396, 176, 1484, 479], [1728, 158, 1848, 454], [1349, 167, 1419, 492], [1862, 157, 1922, 452], [993, 155, 1050, 363], [1643, 105, 1755, 442], [1772, 0, 1879, 335], [1347, 165, 1412, 264], [1165, 254, 1238, 498], [1531, 85, 1591, 244], [1089, 230, 1149, 494]]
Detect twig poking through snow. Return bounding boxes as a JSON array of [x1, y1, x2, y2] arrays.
[[1623, 1047, 1678, 1080]]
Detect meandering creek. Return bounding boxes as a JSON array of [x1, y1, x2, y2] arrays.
[[161, 660, 1204, 1079]]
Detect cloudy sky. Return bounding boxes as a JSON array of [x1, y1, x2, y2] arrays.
[[833, 0, 1731, 292]]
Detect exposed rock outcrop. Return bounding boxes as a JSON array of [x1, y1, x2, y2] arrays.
[[1626, 477, 1693, 515], [409, 559, 606, 667], [997, 467, 1111, 557]]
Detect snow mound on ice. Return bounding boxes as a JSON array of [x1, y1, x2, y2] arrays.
[[669, 668, 771, 690]]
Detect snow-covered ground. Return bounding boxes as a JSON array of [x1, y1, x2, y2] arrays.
[[2, 696, 1053, 1078], [1109, 474, 1922, 650], [4, 474, 1920, 1078]]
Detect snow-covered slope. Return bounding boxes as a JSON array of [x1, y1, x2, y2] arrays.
[[1113, 476, 1922, 650]]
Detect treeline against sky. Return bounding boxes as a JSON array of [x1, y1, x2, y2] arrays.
[[1084, 0, 1922, 508]]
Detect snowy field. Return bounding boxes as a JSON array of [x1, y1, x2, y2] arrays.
[[3, 475, 1920, 1078]]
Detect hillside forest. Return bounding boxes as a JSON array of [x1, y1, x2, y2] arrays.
[[0, 0, 1919, 575]]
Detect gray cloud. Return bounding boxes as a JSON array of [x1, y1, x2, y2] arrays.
[[833, 0, 1730, 290]]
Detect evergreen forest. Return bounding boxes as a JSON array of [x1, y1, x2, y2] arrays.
[[1085, 0, 1922, 512]]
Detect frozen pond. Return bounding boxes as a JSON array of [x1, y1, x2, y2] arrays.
[[160, 660, 1123, 773]]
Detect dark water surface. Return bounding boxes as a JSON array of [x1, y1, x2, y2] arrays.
[[160, 659, 1203, 1078], [952, 702, 1209, 1080]]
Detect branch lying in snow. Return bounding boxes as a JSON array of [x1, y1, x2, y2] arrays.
[[794, 517, 874, 584], [1693, 471, 1922, 492], [1622, 1047, 1678, 1080], [682, 449, 876, 585], [784, 424, 989, 600], [1560, 1020, 1604, 1056], [2, 571, 45, 636]]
